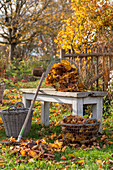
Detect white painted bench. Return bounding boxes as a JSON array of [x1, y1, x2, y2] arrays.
[[19, 88, 107, 133]]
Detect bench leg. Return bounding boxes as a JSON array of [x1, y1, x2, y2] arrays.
[[41, 101, 49, 126], [72, 99, 83, 116], [92, 98, 103, 133], [22, 94, 31, 108]]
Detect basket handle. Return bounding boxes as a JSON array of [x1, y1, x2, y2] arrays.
[[8, 105, 16, 113], [84, 118, 98, 125], [15, 102, 25, 109]]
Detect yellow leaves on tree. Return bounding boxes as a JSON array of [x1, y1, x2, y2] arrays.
[[56, 0, 113, 52]]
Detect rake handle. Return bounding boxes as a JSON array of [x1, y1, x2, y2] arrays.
[[17, 73, 45, 142]]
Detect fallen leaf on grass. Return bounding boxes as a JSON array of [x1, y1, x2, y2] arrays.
[[62, 146, 67, 152], [28, 158, 35, 163], [0, 163, 5, 166], [100, 135, 107, 141], [76, 160, 85, 165], [0, 160, 6, 166], [0, 118, 3, 124], [49, 133, 56, 140], [49, 140, 63, 149], [20, 150, 26, 156], [106, 160, 110, 164], [102, 144, 106, 149], [107, 141, 113, 145], [61, 156, 66, 160], [57, 133, 63, 139], [106, 159, 113, 164], [53, 161, 67, 165], [96, 160, 102, 164], [55, 120, 61, 126], [68, 154, 75, 158], [28, 150, 39, 159], [9, 137, 16, 143]]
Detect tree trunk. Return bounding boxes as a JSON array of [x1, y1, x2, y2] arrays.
[[9, 44, 16, 63]]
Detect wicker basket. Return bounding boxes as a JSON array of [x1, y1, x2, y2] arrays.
[[61, 118, 100, 144], [0, 102, 33, 137], [0, 81, 5, 103]]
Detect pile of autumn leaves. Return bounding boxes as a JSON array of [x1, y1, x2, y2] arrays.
[[7, 138, 63, 161], [1, 133, 113, 166], [46, 60, 83, 92]]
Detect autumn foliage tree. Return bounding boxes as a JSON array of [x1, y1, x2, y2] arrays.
[[0, 0, 52, 62], [0, 0, 72, 63], [24, 0, 72, 59], [55, 0, 113, 53]]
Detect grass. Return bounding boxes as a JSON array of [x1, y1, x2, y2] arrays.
[[0, 80, 113, 170]]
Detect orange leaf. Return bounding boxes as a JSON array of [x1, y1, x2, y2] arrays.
[[61, 156, 66, 160], [0, 160, 6, 166], [96, 160, 102, 164], [68, 154, 75, 158], [76, 160, 85, 165], [0, 118, 3, 124], [109, 159, 113, 164], [28, 150, 39, 159], [20, 150, 26, 156], [62, 146, 67, 152], [106, 160, 110, 164], [50, 140, 63, 149], [0, 163, 5, 166], [53, 161, 67, 165], [107, 141, 113, 144], [9, 137, 16, 143]]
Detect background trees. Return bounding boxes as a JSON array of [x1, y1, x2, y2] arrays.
[[0, 0, 71, 63], [0, 0, 52, 62], [56, 0, 113, 53]]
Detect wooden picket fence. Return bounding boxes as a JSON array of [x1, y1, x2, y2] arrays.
[[60, 48, 113, 91]]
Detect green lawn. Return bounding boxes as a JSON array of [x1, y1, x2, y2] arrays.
[[0, 81, 113, 170]]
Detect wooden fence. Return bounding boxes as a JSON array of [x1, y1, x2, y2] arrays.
[[60, 48, 113, 91]]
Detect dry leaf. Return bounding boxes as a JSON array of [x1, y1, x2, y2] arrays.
[[0, 159, 6, 166], [106, 160, 110, 164], [28, 150, 39, 159], [107, 141, 113, 144], [50, 140, 63, 149], [28, 158, 35, 163], [102, 144, 106, 149], [109, 159, 113, 164], [53, 161, 67, 165], [0, 163, 5, 166], [96, 160, 102, 164], [20, 150, 26, 156], [9, 137, 16, 143], [61, 156, 66, 160], [62, 146, 67, 152], [68, 154, 75, 158], [0, 118, 3, 124], [76, 160, 85, 165]]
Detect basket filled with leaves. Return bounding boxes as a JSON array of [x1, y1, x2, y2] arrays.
[[45, 58, 83, 92], [0, 102, 34, 137], [61, 115, 100, 144]]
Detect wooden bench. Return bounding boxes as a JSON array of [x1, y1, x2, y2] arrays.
[[19, 88, 107, 133]]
